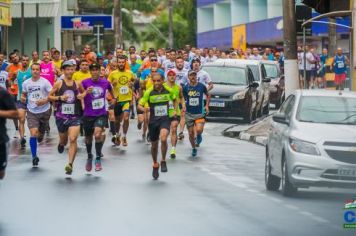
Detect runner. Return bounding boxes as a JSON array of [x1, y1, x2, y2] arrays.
[[73, 60, 91, 83], [40, 51, 56, 86], [183, 70, 210, 157], [129, 54, 141, 120], [78, 63, 113, 172], [21, 63, 52, 167], [0, 52, 9, 71], [164, 69, 185, 159], [16, 55, 32, 148], [162, 49, 176, 73], [83, 44, 97, 65], [0, 87, 18, 179], [30, 51, 41, 66], [48, 61, 81, 175], [138, 72, 177, 179], [108, 56, 135, 146], [333, 47, 349, 91], [0, 54, 9, 90]]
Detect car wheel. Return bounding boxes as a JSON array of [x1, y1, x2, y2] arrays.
[[281, 154, 298, 197], [265, 147, 281, 191]]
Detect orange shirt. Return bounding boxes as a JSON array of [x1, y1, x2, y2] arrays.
[[85, 52, 97, 65], [7, 63, 23, 95]]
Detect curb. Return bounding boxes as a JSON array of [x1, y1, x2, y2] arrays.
[[239, 131, 267, 146]]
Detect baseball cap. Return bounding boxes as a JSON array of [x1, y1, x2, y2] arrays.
[[188, 70, 197, 76], [167, 69, 176, 76], [61, 60, 75, 69], [89, 63, 101, 70]]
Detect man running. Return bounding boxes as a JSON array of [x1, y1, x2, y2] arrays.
[[40, 50, 56, 86], [21, 63, 52, 167], [0, 87, 18, 179], [48, 61, 81, 175], [73, 60, 92, 83], [17, 55, 32, 147], [78, 63, 113, 172], [164, 69, 185, 159], [183, 70, 210, 157], [138, 73, 177, 180], [333, 47, 349, 90], [108, 56, 135, 147]]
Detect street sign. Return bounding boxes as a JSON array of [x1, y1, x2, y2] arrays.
[[296, 5, 312, 36], [61, 15, 113, 30]]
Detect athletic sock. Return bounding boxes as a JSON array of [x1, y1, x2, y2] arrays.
[[86, 142, 92, 155], [110, 121, 116, 135], [30, 137, 37, 158], [95, 142, 103, 159]]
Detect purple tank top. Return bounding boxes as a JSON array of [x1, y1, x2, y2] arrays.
[[55, 80, 80, 119], [82, 78, 112, 117]]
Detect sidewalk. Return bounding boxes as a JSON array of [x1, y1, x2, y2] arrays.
[[222, 116, 272, 146]]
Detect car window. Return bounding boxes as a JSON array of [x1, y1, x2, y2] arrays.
[[280, 95, 295, 118], [249, 65, 260, 81], [264, 64, 279, 78], [203, 66, 247, 85]]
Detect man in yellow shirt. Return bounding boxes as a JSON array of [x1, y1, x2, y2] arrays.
[[73, 60, 91, 83], [52, 49, 63, 79], [108, 56, 135, 146]]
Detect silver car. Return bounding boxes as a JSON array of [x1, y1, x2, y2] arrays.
[[265, 90, 356, 196]]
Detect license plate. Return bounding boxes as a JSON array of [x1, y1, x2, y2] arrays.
[[338, 168, 356, 177], [210, 101, 225, 107]]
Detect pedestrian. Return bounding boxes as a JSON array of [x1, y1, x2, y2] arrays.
[[332, 47, 349, 90]]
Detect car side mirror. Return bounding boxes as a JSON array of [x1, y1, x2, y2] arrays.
[[262, 77, 271, 83], [249, 82, 259, 88], [272, 113, 289, 125]]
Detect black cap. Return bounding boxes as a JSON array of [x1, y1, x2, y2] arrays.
[[89, 63, 101, 70]]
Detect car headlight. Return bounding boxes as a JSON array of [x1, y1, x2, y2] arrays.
[[232, 91, 245, 100], [289, 138, 321, 156]]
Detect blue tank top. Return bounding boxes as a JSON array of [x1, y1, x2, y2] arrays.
[[334, 55, 346, 75]]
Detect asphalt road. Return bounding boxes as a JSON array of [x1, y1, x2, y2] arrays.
[[0, 117, 355, 236]]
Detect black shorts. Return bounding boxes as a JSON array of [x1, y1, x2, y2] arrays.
[[114, 101, 130, 117], [170, 116, 181, 123], [0, 142, 8, 172], [55, 117, 81, 133], [148, 119, 171, 142], [82, 115, 108, 136]]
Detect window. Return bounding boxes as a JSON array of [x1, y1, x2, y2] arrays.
[[203, 66, 247, 85]]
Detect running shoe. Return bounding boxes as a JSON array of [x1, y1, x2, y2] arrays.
[[142, 133, 146, 142], [65, 164, 73, 175], [178, 132, 184, 140], [152, 163, 160, 180], [32, 156, 40, 167], [161, 161, 168, 173], [196, 134, 203, 146], [58, 144, 65, 154], [115, 135, 121, 146], [122, 137, 128, 147], [170, 149, 176, 159], [137, 122, 142, 130], [192, 148, 198, 157], [95, 159, 102, 171], [86, 155, 93, 172], [20, 138, 26, 148]]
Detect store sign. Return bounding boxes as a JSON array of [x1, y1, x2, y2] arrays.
[[0, 0, 12, 26], [61, 15, 113, 30]]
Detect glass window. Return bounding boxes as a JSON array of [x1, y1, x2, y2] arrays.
[[297, 96, 356, 125], [203, 66, 247, 85], [280, 95, 295, 118], [264, 64, 279, 78], [249, 65, 260, 81]]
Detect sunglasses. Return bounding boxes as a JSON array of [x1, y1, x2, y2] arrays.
[[150, 59, 158, 62]]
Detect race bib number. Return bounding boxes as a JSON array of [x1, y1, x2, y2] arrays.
[[154, 105, 168, 117], [189, 98, 199, 106], [30, 91, 42, 102], [337, 61, 345, 68], [168, 101, 174, 110], [120, 86, 129, 95], [92, 98, 105, 110], [62, 104, 75, 115]]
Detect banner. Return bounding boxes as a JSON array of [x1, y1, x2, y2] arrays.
[[61, 15, 113, 30], [232, 25, 246, 51], [0, 0, 11, 26]]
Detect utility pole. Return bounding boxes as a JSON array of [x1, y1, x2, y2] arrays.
[[283, 0, 299, 95], [114, 0, 122, 49], [168, 0, 174, 48], [328, 18, 337, 56]]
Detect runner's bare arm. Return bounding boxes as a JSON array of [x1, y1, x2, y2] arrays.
[[77, 82, 87, 100], [48, 81, 62, 102]]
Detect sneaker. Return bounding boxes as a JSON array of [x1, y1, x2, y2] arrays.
[[152, 163, 160, 180], [32, 156, 40, 167], [142, 133, 146, 142], [196, 134, 203, 146], [20, 138, 26, 148], [86, 155, 93, 172], [137, 122, 142, 130], [122, 137, 128, 147], [178, 132, 184, 140], [192, 148, 198, 157], [111, 135, 117, 145], [95, 159, 102, 171], [58, 144, 65, 154], [65, 164, 73, 175], [170, 149, 176, 159], [115, 135, 121, 146], [161, 161, 168, 173]]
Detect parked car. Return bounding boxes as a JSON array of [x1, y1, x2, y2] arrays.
[[237, 60, 271, 116], [202, 60, 259, 123], [265, 90, 356, 196], [261, 60, 285, 109]]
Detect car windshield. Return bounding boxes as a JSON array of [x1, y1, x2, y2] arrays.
[[248, 65, 260, 81], [297, 96, 356, 125], [264, 64, 278, 78], [203, 66, 247, 85]]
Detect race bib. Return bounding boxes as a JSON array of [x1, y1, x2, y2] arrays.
[[29, 91, 42, 102], [120, 86, 129, 95], [168, 101, 174, 110], [92, 98, 105, 110], [189, 98, 199, 106], [338, 61, 345, 68], [62, 104, 75, 115], [154, 105, 168, 117]]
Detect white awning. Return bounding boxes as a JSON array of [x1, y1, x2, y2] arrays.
[[11, 0, 60, 18]]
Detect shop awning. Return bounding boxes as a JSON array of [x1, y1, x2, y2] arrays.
[[11, 0, 60, 18]]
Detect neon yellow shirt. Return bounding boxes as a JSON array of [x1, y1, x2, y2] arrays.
[[73, 71, 91, 83], [108, 70, 135, 102]]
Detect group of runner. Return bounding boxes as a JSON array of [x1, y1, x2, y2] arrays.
[[0, 45, 213, 180]]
